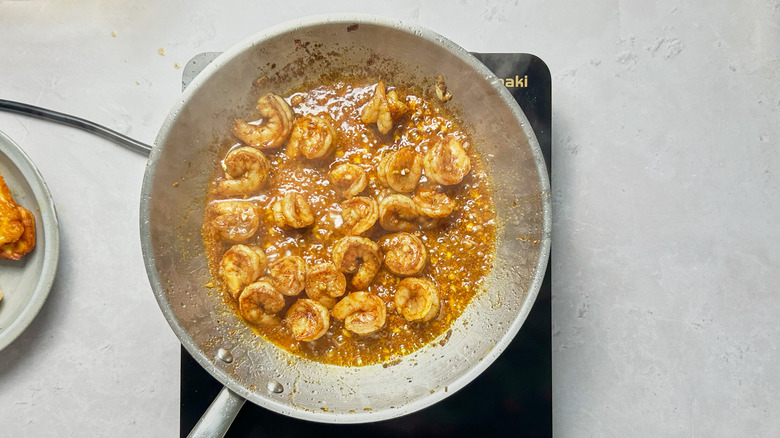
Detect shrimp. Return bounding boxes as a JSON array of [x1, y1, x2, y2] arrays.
[[423, 136, 471, 185], [378, 194, 419, 232], [378, 148, 423, 193], [285, 298, 330, 341], [380, 232, 427, 276], [238, 279, 286, 326], [271, 192, 314, 229], [305, 262, 347, 308], [331, 236, 383, 290], [0, 173, 24, 246], [413, 190, 456, 218], [219, 244, 268, 299], [394, 277, 440, 323], [360, 81, 393, 134], [329, 163, 368, 198], [386, 88, 409, 118], [208, 200, 260, 242], [340, 196, 378, 236], [0, 206, 35, 261], [332, 291, 387, 335], [286, 114, 338, 159], [217, 146, 271, 196], [232, 93, 294, 149], [269, 256, 307, 296]]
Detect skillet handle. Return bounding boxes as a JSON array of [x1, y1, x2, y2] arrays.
[[187, 386, 246, 438]]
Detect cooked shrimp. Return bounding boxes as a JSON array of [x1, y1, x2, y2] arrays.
[[272, 192, 314, 228], [217, 146, 271, 196], [331, 236, 383, 290], [413, 190, 456, 218], [378, 194, 419, 232], [0, 206, 35, 261], [233, 93, 294, 149], [332, 291, 387, 335], [394, 277, 440, 323], [219, 244, 268, 299], [423, 136, 471, 185], [286, 298, 330, 341], [305, 262, 347, 308], [386, 89, 409, 118], [269, 255, 307, 296], [287, 114, 337, 159], [238, 279, 286, 326], [340, 196, 378, 236], [360, 81, 393, 134], [378, 148, 423, 193], [208, 200, 260, 242], [380, 232, 427, 276], [329, 163, 368, 198]]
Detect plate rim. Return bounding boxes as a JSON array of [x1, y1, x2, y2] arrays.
[[0, 129, 60, 352]]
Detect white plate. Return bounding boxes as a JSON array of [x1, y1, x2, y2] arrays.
[[0, 130, 59, 352]]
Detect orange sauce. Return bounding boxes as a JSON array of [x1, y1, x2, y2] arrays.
[[203, 79, 496, 366]]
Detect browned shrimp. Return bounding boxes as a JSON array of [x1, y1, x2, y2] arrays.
[[332, 291, 387, 335], [378, 147, 423, 193], [340, 196, 378, 236], [219, 244, 268, 299], [360, 81, 393, 134], [394, 277, 440, 323], [423, 136, 471, 185], [232, 93, 294, 149], [286, 114, 337, 159], [272, 193, 314, 229], [305, 262, 347, 308], [238, 279, 286, 326], [331, 236, 383, 289], [413, 190, 456, 218], [378, 194, 419, 232], [217, 146, 271, 196], [207, 200, 261, 242], [269, 256, 307, 296], [380, 232, 427, 276], [286, 298, 330, 341], [329, 163, 368, 198]]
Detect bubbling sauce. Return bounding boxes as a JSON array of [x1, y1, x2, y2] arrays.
[[203, 79, 496, 366]]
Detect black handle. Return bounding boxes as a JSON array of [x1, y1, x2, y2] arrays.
[[0, 99, 152, 156]]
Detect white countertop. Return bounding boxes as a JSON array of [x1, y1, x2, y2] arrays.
[[1, 1, 778, 436]]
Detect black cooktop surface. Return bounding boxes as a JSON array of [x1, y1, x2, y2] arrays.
[[180, 52, 552, 438]]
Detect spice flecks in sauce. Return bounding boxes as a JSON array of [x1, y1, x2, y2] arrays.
[[203, 79, 495, 366]]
